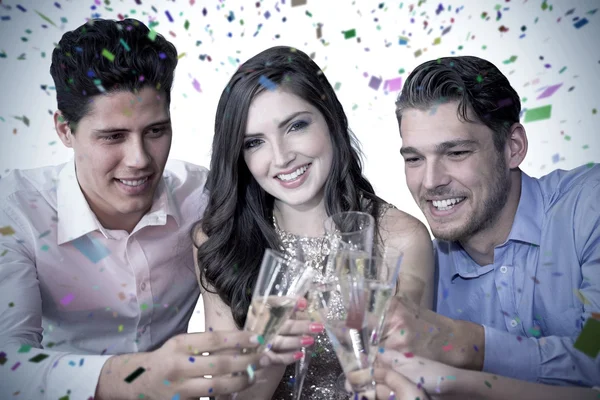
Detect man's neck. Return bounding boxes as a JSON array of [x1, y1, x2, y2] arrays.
[[460, 170, 522, 266], [273, 194, 328, 237]]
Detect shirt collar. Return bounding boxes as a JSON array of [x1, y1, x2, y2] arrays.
[[506, 170, 543, 246], [57, 159, 181, 244], [445, 171, 543, 279]]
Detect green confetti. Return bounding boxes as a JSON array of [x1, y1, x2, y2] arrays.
[[18, 344, 32, 353], [8, 301, 14, 307], [559, 66, 567, 74], [147, 29, 157, 41], [119, 38, 130, 52], [574, 318, 600, 358], [503, 55, 518, 64], [343, 29, 356, 39], [102, 49, 115, 62], [257, 335, 265, 345], [140, 303, 148, 311], [184, 20, 190, 30], [524, 105, 552, 123], [29, 353, 49, 363], [35, 10, 57, 27], [484, 380, 492, 388], [476, 75, 483, 83], [334, 82, 341, 91]]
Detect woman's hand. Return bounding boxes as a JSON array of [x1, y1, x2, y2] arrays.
[[260, 298, 325, 365]]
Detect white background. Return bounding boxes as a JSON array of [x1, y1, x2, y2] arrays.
[[1, 0, 599, 334]]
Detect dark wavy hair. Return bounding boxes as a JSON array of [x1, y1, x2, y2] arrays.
[[195, 46, 383, 328], [50, 18, 178, 131], [395, 56, 521, 153]]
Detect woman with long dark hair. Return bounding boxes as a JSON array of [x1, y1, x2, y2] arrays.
[[194, 46, 434, 399]]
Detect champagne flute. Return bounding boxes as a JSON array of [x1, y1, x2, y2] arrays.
[[323, 211, 375, 394], [243, 249, 314, 353]]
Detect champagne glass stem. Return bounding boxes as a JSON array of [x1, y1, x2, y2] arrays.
[[292, 345, 312, 399]]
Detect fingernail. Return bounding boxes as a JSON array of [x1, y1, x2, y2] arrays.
[[301, 336, 315, 346], [246, 364, 256, 383], [388, 391, 396, 400], [259, 356, 271, 367], [249, 334, 260, 344], [296, 298, 308, 310], [294, 351, 304, 360], [309, 323, 324, 333]]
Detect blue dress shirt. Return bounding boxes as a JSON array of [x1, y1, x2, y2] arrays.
[[435, 164, 600, 386]]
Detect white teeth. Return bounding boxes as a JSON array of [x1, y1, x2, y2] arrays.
[[119, 177, 148, 187], [277, 165, 309, 182], [432, 197, 464, 211]]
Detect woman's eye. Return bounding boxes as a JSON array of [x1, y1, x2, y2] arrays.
[[244, 139, 263, 149], [289, 120, 308, 131]]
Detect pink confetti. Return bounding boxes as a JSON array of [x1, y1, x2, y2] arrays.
[[192, 79, 202, 93], [537, 83, 563, 100], [384, 77, 403, 91], [442, 344, 453, 352], [60, 293, 75, 306], [404, 352, 414, 358]]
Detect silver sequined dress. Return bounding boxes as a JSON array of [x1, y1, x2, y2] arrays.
[[271, 203, 394, 400]]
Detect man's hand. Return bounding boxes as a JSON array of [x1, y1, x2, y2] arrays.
[[381, 295, 485, 370], [95, 331, 269, 399]]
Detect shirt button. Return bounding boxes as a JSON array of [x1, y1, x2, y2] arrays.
[[500, 266, 508, 273], [140, 282, 147, 291], [510, 319, 518, 327]]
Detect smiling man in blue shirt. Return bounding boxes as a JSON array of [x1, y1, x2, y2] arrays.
[[386, 55, 599, 388]]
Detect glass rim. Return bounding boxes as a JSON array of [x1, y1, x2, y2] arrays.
[[324, 211, 375, 236]]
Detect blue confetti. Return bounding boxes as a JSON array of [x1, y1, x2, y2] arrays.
[[16, 5, 27, 12], [71, 235, 110, 263], [574, 18, 588, 29], [258, 75, 277, 91]]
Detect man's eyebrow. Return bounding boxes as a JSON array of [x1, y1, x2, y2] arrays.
[[92, 118, 171, 134]]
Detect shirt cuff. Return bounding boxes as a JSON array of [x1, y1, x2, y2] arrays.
[[483, 325, 540, 382], [45, 354, 112, 400]]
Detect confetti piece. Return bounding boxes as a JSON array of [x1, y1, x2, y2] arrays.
[[537, 83, 563, 100], [192, 79, 202, 93], [124, 367, 146, 383], [29, 353, 49, 363], [11, 362, 21, 371], [368, 76, 382, 90], [574, 318, 600, 358], [189, 356, 195, 363], [485, 380, 492, 388], [0, 351, 6, 365], [16, 5, 27, 12], [291, 0, 307, 6], [165, 10, 174, 22], [102, 49, 115, 62], [0, 226, 16, 235], [442, 344, 453, 352], [246, 363, 255, 380], [524, 105, 552, 123], [119, 39, 130, 52], [71, 235, 111, 263], [574, 288, 591, 305], [343, 29, 356, 39], [257, 335, 265, 345], [118, 324, 124, 332], [383, 77, 402, 91], [258, 75, 277, 91], [60, 293, 75, 306], [147, 29, 157, 41], [574, 18, 588, 29], [17, 344, 32, 353], [171, 394, 180, 400], [34, 10, 57, 27], [403, 352, 414, 358]]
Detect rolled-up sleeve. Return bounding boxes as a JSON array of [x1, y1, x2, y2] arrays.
[[0, 204, 111, 399]]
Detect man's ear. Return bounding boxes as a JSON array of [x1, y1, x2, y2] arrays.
[[54, 111, 73, 148], [505, 122, 528, 169]]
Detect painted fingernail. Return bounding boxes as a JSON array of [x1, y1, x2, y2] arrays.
[[259, 356, 271, 367], [296, 298, 308, 310], [294, 351, 304, 360], [388, 390, 396, 400], [301, 336, 315, 346], [309, 323, 324, 333], [249, 334, 260, 344]]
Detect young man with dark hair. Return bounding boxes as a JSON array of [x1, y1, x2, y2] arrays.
[[0, 18, 307, 399], [382, 55, 599, 387]]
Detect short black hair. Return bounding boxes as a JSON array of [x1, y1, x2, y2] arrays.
[[50, 18, 178, 131], [396, 56, 521, 152]]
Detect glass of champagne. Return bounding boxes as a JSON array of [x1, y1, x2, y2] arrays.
[[243, 249, 315, 353], [323, 211, 375, 393]]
